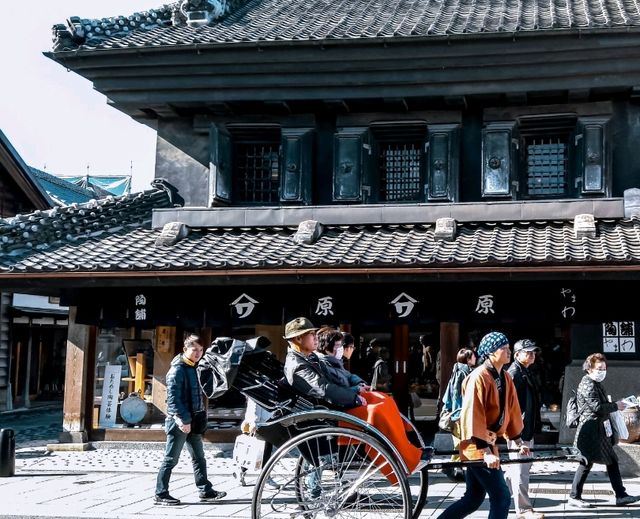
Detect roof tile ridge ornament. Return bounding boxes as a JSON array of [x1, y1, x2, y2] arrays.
[[574, 213, 596, 239], [180, 0, 226, 27], [434, 217, 457, 241], [293, 220, 324, 245], [51, 4, 176, 52], [156, 221, 190, 247]]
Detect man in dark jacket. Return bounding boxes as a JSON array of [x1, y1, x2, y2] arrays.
[[155, 334, 226, 506], [505, 339, 543, 519]]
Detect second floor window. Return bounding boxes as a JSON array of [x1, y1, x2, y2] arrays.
[[232, 127, 281, 204], [520, 116, 576, 198], [375, 124, 426, 202]]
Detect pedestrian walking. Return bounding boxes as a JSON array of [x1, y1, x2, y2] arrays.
[[568, 352, 640, 508], [505, 339, 544, 519], [440, 347, 476, 481], [438, 331, 528, 519], [154, 334, 226, 506]]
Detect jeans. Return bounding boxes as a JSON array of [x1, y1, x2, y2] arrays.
[[439, 464, 511, 519], [570, 460, 626, 499], [156, 417, 213, 496]]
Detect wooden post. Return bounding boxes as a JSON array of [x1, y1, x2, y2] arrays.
[[392, 324, 410, 414], [23, 326, 32, 409], [60, 306, 92, 444]]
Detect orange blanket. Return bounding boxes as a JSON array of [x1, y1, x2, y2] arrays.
[[341, 391, 422, 481]]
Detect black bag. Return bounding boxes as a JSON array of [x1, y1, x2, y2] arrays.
[[191, 411, 208, 434], [566, 390, 580, 429]]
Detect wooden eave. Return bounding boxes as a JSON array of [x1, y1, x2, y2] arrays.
[[46, 29, 640, 120], [3, 264, 640, 295], [0, 135, 51, 210]]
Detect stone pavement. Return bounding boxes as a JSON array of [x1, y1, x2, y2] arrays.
[[2, 407, 640, 518]]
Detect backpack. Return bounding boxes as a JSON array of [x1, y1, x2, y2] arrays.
[[565, 390, 581, 428]]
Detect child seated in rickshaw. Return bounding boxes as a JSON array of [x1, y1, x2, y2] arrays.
[[283, 317, 429, 474]]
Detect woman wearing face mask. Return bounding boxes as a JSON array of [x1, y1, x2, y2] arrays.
[[316, 327, 369, 392], [568, 353, 639, 508]]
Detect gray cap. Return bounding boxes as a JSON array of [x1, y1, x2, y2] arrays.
[[513, 339, 540, 353]]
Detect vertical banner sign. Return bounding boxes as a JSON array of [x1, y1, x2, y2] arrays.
[[602, 321, 636, 353], [99, 365, 122, 428]]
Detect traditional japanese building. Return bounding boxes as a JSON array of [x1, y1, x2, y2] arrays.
[[2, 0, 640, 441]]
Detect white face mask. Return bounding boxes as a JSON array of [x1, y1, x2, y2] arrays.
[[334, 346, 344, 360], [589, 370, 607, 383]]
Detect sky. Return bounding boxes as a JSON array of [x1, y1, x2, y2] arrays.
[[0, 2, 168, 194]]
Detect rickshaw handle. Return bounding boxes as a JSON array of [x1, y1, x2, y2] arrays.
[[428, 453, 586, 470]]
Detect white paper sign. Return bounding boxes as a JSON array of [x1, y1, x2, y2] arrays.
[[99, 365, 122, 428]]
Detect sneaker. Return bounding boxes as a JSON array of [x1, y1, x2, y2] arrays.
[[266, 477, 281, 489], [616, 495, 640, 506], [515, 510, 545, 519], [567, 497, 593, 508], [199, 490, 227, 502], [154, 494, 181, 506]]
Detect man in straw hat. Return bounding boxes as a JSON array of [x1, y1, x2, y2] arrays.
[[439, 331, 528, 519]]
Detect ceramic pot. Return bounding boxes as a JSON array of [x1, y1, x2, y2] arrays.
[[619, 408, 640, 443]]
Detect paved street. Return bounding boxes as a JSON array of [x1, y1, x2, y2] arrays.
[[1, 408, 640, 518]]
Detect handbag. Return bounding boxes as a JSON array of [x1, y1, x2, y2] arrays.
[[565, 390, 582, 429], [438, 408, 454, 432], [233, 433, 266, 472], [191, 411, 208, 434]]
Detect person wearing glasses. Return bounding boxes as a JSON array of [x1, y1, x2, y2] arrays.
[[316, 327, 369, 393], [505, 339, 544, 519], [568, 353, 639, 508]]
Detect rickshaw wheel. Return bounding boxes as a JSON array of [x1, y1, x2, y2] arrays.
[[252, 427, 412, 519], [294, 457, 428, 519]]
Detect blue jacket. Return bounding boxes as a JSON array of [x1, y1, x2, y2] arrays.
[[442, 362, 472, 421], [166, 354, 204, 424]]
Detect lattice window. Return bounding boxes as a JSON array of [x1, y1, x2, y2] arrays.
[[526, 138, 568, 196], [231, 127, 280, 204], [520, 115, 576, 198], [374, 125, 426, 202]]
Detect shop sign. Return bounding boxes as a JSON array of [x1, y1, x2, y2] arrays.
[[314, 296, 334, 317], [134, 293, 147, 321], [603, 321, 636, 353], [560, 287, 576, 319], [99, 365, 122, 428], [475, 294, 495, 315], [231, 293, 259, 318], [390, 292, 418, 318]]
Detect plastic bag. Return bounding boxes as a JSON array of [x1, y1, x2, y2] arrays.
[[610, 410, 629, 440], [410, 392, 422, 408], [233, 434, 265, 472]]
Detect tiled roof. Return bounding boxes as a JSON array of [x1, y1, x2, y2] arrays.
[[0, 188, 173, 263], [1, 188, 640, 274], [53, 0, 640, 52], [29, 168, 97, 206]]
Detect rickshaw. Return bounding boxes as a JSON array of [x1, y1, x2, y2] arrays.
[[198, 336, 582, 519]]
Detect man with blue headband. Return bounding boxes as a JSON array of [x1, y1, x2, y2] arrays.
[[438, 331, 527, 519]]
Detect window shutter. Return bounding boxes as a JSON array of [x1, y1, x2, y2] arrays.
[[426, 124, 460, 201], [576, 116, 609, 195], [333, 128, 370, 202], [482, 121, 517, 197], [209, 124, 233, 205], [280, 128, 314, 204]]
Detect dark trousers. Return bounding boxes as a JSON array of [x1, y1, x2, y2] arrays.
[[570, 460, 626, 499], [438, 465, 511, 519], [156, 418, 213, 496]]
